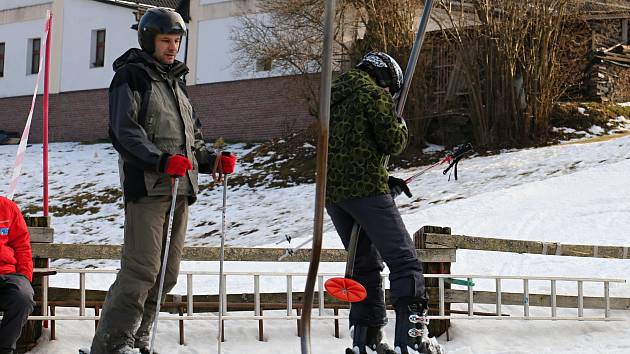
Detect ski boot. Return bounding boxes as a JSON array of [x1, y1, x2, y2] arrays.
[[134, 311, 157, 354], [346, 324, 396, 354], [393, 297, 446, 354], [137, 347, 153, 354], [134, 336, 156, 354]]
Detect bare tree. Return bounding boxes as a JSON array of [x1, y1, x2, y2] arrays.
[[230, 0, 424, 129], [437, 0, 574, 146]]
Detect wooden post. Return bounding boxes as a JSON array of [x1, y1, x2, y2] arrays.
[[50, 306, 55, 340], [16, 216, 53, 354], [179, 306, 185, 345], [414, 225, 452, 338], [296, 307, 302, 337], [94, 306, 100, 332], [258, 306, 264, 342], [333, 308, 339, 339]]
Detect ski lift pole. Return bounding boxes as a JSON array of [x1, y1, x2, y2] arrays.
[[325, 0, 436, 303], [300, 0, 335, 352], [396, 0, 435, 113]]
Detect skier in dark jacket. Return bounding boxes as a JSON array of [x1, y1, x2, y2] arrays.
[[327, 52, 436, 354], [89, 8, 235, 354]]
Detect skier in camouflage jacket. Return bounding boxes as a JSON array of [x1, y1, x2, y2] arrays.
[[326, 52, 430, 354]]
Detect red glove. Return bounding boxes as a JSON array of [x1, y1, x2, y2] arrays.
[[220, 152, 237, 174], [165, 155, 192, 177], [213, 152, 237, 182]]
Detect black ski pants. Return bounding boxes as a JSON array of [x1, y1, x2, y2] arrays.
[[0, 274, 35, 354], [326, 194, 426, 328]]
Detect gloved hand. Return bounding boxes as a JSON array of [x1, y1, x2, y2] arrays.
[[213, 151, 237, 183], [388, 176, 412, 198], [165, 154, 193, 177]]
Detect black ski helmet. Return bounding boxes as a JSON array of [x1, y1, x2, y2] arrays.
[[137, 8, 187, 54], [356, 52, 404, 96]]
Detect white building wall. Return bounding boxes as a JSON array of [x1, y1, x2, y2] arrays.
[[196, 14, 282, 84], [61, 0, 186, 92], [195, 17, 240, 84], [0, 0, 191, 97], [0, 0, 51, 11], [60, 0, 136, 92], [0, 18, 48, 97], [60, 0, 187, 92]]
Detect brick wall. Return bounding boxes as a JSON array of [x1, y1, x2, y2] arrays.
[[187, 75, 315, 141], [0, 75, 315, 143]]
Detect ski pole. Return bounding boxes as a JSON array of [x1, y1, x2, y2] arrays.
[[277, 223, 336, 261], [149, 177, 179, 354], [218, 175, 228, 354], [215, 151, 236, 353], [278, 236, 315, 261], [390, 142, 474, 196]]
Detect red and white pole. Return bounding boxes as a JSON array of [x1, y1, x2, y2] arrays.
[[6, 11, 51, 201], [43, 11, 52, 216]]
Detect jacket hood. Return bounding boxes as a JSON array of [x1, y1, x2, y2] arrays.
[[113, 48, 189, 79], [331, 69, 377, 106]]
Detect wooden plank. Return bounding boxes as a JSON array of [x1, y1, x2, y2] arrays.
[[31, 244, 456, 263], [424, 233, 630, 259], [600, 53, 630, 64], [28, 227, 54, 243]]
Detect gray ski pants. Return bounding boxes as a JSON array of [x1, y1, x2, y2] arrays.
[[90, 195, 188, 353], [0, 274, 34, 354], [326, 194, 426, 327]]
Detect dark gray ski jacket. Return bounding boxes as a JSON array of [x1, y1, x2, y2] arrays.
[[109, 48, 214, 204]]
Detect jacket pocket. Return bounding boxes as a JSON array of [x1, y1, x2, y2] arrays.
[[144, 171, 161, 190]]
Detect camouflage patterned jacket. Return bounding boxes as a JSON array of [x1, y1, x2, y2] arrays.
[[326, 69, 408, 204]]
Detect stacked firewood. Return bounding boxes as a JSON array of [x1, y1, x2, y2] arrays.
[[590, 44, 630, 101]]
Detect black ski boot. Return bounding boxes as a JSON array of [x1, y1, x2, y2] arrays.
[[137, 347, 154, 354], [345, 324, 396, 354], [393, 297, 445, 354]]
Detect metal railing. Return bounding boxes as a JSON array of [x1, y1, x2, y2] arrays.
[[29, 268, 626, 322]]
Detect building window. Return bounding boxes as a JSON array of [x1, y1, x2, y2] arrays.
[[0, 43, 5, 78], [91, 29, 106, 68], [27, 38, 41, 75]]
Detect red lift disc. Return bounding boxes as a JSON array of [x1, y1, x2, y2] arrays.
[[324, 277, 367, 303]]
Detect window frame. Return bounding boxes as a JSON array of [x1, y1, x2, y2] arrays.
[[0, 42, 5, 78], [92, 29, 106, 68], [30, 37, 41, 75]]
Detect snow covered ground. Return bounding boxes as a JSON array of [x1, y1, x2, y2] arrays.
[[1, 126, 630, 353]]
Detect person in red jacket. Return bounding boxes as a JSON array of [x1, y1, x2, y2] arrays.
[[0, 196, 35, 354]]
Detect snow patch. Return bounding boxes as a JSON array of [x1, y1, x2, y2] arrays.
[[588, 125, 605, 135], [422, 143, 445, 153]]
